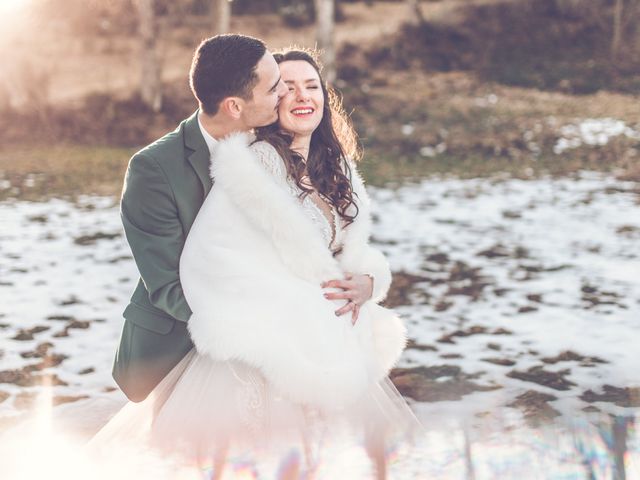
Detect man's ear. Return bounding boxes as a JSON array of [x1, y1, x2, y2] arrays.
[[220, 97, 243, 120]]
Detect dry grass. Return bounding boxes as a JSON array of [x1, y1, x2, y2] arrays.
[[0, 144, 134, 201], [1, 1, 638, 198], [345, 69, 640, 183], [2, 66, 638, 199]]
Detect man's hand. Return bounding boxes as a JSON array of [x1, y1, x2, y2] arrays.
[[322, 273, 374, 325]]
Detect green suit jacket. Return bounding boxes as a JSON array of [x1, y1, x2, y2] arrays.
[[113, 111, 212, 401]]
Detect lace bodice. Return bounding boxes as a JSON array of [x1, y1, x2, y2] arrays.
[[250, 141, 345, 253], [299, 185, 346, 254]]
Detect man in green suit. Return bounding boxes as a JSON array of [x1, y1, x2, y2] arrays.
[[113, 34, 288, 401]]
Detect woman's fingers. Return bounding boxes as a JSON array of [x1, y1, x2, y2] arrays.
[[351, 304, 361, 325], [322, 276, 369, 320], [334, 301, 356, 317], [324, 290, 354, 300], [321, 279, 354, 290]]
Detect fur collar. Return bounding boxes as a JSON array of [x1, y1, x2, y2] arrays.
[[210, 132, 372, 283], [181, 133, 405, 409]]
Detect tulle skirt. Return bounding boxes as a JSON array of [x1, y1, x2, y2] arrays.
[[89, 349, 423, 478]]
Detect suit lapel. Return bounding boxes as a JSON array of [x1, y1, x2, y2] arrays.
[[183, 110, 213, 197]]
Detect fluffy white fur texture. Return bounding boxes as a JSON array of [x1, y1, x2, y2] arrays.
[[180, 133, 406, 411]]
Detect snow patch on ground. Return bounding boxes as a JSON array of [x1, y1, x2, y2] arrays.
[[554, 118, 640, 154], [0, 173, 639, 477]]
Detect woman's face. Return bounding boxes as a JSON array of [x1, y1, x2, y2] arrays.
[[277, 60, 325, 138]]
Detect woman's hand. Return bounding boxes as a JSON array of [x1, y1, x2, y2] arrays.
[[322, 273, 374, 325]]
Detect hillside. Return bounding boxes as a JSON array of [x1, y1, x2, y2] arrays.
[[0, 0, 638, 200]]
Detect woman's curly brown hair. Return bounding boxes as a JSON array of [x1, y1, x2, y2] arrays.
[[255, 48, 362, 227]]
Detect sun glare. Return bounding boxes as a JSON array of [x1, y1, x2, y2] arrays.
[[0, 0, 31, 11], [0, 0, 35, 52], [0, 0, 32, 31], [1, 387, 200, 480], [0, 0, 28, 13]]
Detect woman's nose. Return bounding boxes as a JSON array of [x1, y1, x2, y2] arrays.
[[296, 88, 311, 102]]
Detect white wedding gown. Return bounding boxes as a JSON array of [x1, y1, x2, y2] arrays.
[[89, 145, 423, 478]]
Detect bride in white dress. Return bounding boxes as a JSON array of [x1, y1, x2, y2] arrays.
[[91, 49, 421, 479]]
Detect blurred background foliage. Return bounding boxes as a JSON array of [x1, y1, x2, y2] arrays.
[[0, 0, 638, 199]]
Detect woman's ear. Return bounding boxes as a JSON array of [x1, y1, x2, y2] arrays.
[[220, 97, 243, 120]]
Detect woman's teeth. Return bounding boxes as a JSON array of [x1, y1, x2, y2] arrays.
[[292, 108, 314, 115]]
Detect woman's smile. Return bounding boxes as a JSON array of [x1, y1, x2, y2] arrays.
[[290, 107, 315, 116], [277, 60, 325, 138]]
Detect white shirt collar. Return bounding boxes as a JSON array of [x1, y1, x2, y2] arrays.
[[197, 112, 218, 156]]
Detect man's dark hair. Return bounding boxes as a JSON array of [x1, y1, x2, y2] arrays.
[[189, 34, 267, 115]]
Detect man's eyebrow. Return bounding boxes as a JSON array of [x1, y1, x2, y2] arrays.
[[269, 76, 282, 91]]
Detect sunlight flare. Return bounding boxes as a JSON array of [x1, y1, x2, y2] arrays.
[[0, 0, 31, 14]]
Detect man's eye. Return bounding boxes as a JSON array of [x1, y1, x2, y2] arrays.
[[288, 87, 295, 92]]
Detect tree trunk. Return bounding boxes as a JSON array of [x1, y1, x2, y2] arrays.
[[598, 416, 632, 480], [611, 416, 631, 480], [463, 426, 476, 480], [612, 0, 624, 61], [315, 0, 336, 84], [211, 0, 231, 36], [136, 0, 162, 112], [406, 0, 425, 25]]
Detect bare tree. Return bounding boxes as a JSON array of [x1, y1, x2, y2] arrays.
[[610, 416, 632, 480], [463, 426, 476, 480], [136, 0, 162, 112], [211, 0, 231, 36], [315, 0, 336, 84], [406, 0, 425, 25], [612, 0, 624, 60], [593, 415, 633, 480]]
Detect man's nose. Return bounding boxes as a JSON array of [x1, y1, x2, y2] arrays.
[[277, 80, 288, 98]]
